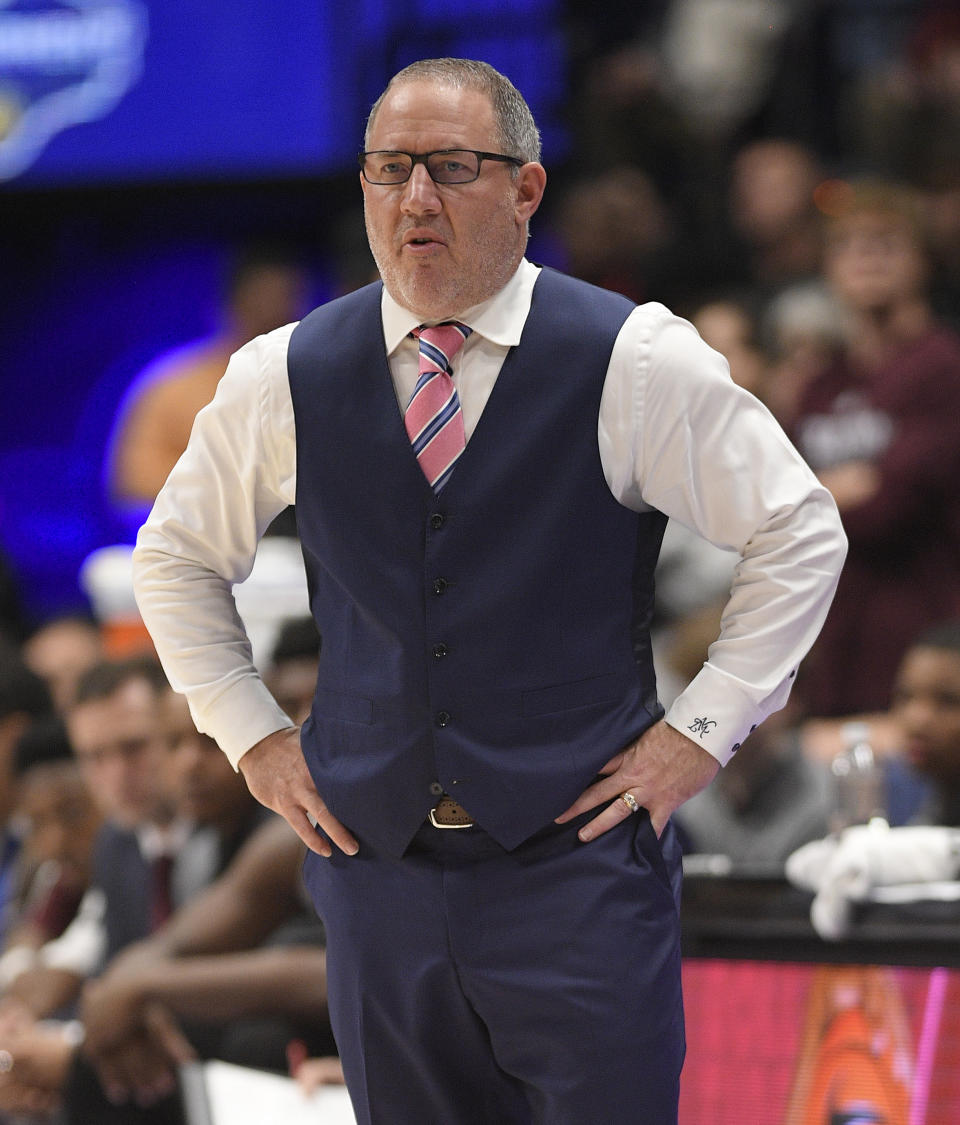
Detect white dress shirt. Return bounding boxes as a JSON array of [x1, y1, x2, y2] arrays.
[[133, 260, 846, 770]]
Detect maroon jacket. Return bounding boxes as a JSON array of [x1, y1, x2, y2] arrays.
[[792, 325, 960, 715]]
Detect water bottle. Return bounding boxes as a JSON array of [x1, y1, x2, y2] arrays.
[[830, 721, 887, 833]]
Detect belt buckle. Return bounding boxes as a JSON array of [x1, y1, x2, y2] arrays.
[[428, 806, 475, 829]]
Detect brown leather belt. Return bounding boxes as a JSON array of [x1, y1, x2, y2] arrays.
[[428, 794, 475, 829]]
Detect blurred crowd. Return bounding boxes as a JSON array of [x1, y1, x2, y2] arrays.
[[1, 0, 960, 1119], [553, 0, 960, 859], [0, 620, 339, 1123]]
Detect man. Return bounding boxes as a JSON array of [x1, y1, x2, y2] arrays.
[[159, 686, 271, 867], [0, 807, 332, 1123], [890, 620, 960, 827], [79, 814, 336, 1108], [4, 655, 178, 1016], [786, 621, 960, 941], [110, 247, 309, 514], [133, 58, 846, 1123], [0, 641, 53, 943], [2, 718, 102, 967], [0, 665, 286, 1121]]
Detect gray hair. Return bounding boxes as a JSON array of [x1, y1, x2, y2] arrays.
[[364, 58, 542, 165]]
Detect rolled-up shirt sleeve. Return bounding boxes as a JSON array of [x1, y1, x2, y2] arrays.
[[132, 325, 298, 766], [599, 303, 848, 765]]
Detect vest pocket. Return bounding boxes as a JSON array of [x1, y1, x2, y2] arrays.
[[521, 672, 621, 717]]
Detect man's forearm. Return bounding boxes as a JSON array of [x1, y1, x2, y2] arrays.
[[106, 947, 329, 1024]]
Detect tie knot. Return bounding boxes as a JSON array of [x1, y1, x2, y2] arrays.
[[414, 321, 472, 374]]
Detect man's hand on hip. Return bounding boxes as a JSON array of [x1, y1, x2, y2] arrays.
[[555, 719, 720, 841], [238, 728, 358, 857]]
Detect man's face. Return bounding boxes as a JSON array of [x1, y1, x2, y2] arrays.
[[161, 691, 251, 833], [891, 646, 960, 784], [361, 79, 544, 321], [23, 619, 103, 713], [825, 213, 927, 314], [18, 762, 102, 883], [66, 678, 170, 829], [267, 656, 318, 727]]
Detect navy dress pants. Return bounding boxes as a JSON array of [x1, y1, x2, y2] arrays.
[[303, 808, 685, 1125]]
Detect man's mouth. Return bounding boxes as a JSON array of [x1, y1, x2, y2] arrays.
[[403, 230, 445, 248]]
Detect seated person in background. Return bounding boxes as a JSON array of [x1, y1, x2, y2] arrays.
[[109, 247, 309, 514], [889, 620, 960, 826], [22, 614, 104, 714], [159, 685, 273, 874], [3, 657, 269, 1018], [0, 642, 54, 944], [0, 671, 301, 1122], [0, 717, 102, 983], [0, 817, 335, 1123], [673, 700, 834, 866], [3, 655, 177, 1018], [787, 620, 960, 939], [265, 616, 322, 727], [80, 816, 334, 1106]]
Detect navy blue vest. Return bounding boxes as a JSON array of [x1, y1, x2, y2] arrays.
[[288, 268, 666, 856]]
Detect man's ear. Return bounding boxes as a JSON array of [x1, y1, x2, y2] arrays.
[[515, 163, 547, 225]]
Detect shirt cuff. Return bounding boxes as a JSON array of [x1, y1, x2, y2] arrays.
[[191, 673, 297, 769], [663, 660, 796, 766]]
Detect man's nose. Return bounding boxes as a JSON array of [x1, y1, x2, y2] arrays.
[[401, 163, 442, 214]]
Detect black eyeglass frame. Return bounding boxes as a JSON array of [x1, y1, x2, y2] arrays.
[[359, 148, 525, 185]]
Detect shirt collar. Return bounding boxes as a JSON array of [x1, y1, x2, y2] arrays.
[[137, 818, 192, 862], [381, 258, 540, 355]]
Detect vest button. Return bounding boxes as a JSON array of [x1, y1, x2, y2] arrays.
[[436, 711, 451, 728], [432, 578, 448, 595], [429, 781, 444, 796], [430, 513, 445, 530], [433, 643, 448, 659]]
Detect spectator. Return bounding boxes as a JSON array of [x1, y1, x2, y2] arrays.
[[159, 687, 271, 863], [786, 618, 960, 940], [0, 671, 291, 1123], [554, 166, 683, 306], [3, 655, 177, 1017], [725, 138, 826, 301], [791, 181, 960, 716], [0, 641, 53, 944], [79, 815, 333, 1116], [0, 817, 333, 1123], [109, 247, 309, 514], [889, 620, 960, 826], [22, 614, 104, 714], [1, 718, 102, 978], [265, 617, 322, 728]]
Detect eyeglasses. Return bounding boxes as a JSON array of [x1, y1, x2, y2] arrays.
[[359, 148, 524, 185]]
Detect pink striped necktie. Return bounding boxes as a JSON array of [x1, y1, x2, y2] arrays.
[[405, 321, 472, 492]]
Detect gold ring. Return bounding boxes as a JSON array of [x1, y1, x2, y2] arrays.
[[619, 791, 640, 815]]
